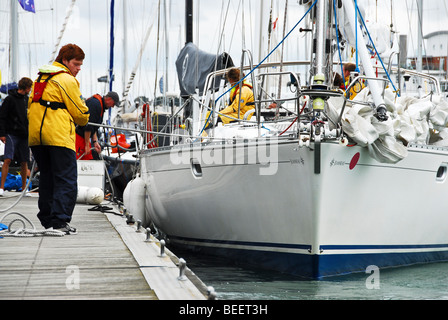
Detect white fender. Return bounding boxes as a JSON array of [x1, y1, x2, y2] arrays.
[[123, 177, 147, 226], [77, 186, 104, 205]]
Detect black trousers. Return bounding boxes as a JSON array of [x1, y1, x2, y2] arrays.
[[31, 146, 78, 229]]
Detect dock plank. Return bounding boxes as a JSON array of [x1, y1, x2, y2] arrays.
[[0, 194, 206, 300]]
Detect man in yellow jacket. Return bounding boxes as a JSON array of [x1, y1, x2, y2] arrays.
[[28, 44, 90, 235]]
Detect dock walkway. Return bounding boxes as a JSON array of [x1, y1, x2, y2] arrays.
[[0, 194, 207, 300]]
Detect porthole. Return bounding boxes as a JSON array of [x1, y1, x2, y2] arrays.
[[191, 158, 203, 179], [436, 164, 447, 183]]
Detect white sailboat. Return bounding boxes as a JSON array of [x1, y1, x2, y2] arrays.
[[133, 0, 448, 279]]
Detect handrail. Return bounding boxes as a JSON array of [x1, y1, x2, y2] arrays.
[[375, 64, 441, 95], [391, 67, 441, 95], [337, 76, 390, 125], [202, 60, 349, 93], [255, 70, 302, 122]]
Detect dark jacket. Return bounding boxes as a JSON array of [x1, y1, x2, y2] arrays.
[[0, 89, 29, 138], [76, 94, 104, 138]]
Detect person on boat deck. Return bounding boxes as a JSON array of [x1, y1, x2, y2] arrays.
[[204, 68, 255, 129], [333, 72, 344, 89], [219, 68, 255, 124], [28, 43, 90, 235], [75, 91, 120, 160], [0, 77, 33, 197], [343, 62, 365, 99]]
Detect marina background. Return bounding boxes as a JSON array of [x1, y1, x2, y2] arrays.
[[1, 0, 448, 100], [2, 0, 448, 300]]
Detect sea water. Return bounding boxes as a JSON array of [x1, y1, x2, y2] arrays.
[[175, 248, 448, 300]]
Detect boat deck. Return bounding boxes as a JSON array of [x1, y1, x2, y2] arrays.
[[0, 194, 207, 300]]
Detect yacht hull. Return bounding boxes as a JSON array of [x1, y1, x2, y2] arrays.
[[141, 141, 448, 279]]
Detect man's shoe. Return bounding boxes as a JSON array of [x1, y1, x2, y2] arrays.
[[55, 224, 78, 235], [0, 189, 4, 197]]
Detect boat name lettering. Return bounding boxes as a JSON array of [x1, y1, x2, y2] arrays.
[[330, 159, 346, 167], [290, 158, 305, 165]]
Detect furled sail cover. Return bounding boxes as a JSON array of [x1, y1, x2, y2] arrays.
[[328, 87, 448, 164], [176, 42, 234, 97]]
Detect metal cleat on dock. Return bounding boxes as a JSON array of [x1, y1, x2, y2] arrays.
[[159, 239, 166, 257], [178, 258, 187, 281], [207, 286, 217, 300], [126, 214, 135, 225], [136, 219, 142, 232]]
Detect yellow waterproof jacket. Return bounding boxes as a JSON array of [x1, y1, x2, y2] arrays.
[[28, 62, 89, 152], [220, 84, 255, 124], [344, 76, 365, 100]]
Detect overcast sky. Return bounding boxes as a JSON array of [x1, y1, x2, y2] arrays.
[[1, 0, 448, 101]]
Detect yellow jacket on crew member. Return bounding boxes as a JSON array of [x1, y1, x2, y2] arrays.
[[28, 62, 89, 152], [220, 83, 255, 124], [344, 76, 365, 100]]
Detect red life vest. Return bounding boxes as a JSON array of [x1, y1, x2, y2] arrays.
[[88, 94, 104, 118], [33, 71, 69, 102]]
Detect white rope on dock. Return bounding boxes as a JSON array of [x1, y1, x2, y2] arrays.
[[0, 212, 65, 238]]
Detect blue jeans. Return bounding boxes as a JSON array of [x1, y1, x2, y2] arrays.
[[31, 146, 78, 229]]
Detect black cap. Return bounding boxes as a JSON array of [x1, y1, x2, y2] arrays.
[[105, 91, 120, 106]]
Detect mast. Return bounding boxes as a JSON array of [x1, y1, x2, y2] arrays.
[[10, 0, 18, 83], [310, 0, 329, 111], [109, 0, 115, 92], [313, 0, 328, 82], [122, 0, 128, 96], [164, 0, 169, 94], [416, 0, 423, 86], [186, 0, 193, 44]]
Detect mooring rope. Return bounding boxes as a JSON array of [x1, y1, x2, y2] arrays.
[[0, 212, 65, 238]]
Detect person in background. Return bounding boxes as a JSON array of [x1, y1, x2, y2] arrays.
[[333, 72, 344, 89], [28, 44, 90, 235], [0, 77, 33, 197], [75, 91, 119, 160], [343, 62, 365, 99], [343, 62, 357, 88]]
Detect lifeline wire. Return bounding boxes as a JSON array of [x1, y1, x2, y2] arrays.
[[198, 0, 318, 136]]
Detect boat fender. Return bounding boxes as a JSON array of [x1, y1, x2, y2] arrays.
[[339, 137, 349, 146], [123, 177, 147, 226], [77, 186, 104, 205]]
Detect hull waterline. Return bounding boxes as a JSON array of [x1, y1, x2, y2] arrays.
[[141, 140, 448, 279]]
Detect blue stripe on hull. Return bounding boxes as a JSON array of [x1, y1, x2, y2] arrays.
[[168, 237, 448, 279], [317, 250, 448, 278]]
